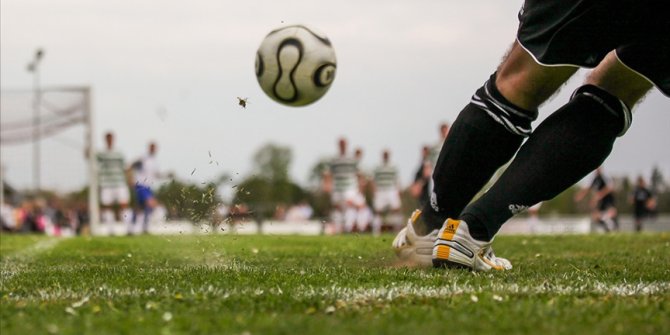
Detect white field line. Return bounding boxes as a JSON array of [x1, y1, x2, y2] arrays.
[[1, 238, 63, 282], [4, 281, 669, 303]]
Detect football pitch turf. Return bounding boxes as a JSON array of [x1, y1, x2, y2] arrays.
[[1, 233, 669, 334]]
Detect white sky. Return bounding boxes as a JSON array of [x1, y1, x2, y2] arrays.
[[2, 0, 669, 195]]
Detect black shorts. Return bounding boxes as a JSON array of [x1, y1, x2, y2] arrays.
[[517, 0, 670, 96], [597, 194, 616, 212]]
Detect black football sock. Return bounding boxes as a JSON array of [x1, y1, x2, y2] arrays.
[[461, 85, 631, 241], [417, 73, 534, 234]]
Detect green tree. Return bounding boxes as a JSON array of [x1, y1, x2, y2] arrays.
[[651, 165, 665, 194], [253, 143, 292, 181], [306, 157, 332, 218], [233, 143, 307, 219]]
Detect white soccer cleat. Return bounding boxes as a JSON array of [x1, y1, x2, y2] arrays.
[[432, 219, 512, 271], [392, 210, 438, 267]]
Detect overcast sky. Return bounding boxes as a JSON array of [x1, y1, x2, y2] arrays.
[[2, 0, 669, 196]]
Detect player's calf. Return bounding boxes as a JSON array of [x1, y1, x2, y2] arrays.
[[422, 72, 535, 233]]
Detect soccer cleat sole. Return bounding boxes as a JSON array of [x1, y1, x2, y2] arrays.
[[432, 244, 470, 269], [432, 258, 470, 269]]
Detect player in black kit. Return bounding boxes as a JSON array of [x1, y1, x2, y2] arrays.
[[629, 176, 656, 232], [393, 0, 669, 271], [575, 167, 619, 232]]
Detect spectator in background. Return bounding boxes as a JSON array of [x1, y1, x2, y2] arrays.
[[1, 201, 16, 232], [17, 199, 43, 233], [75, 201, 89, 235]]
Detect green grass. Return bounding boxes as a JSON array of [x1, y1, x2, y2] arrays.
[[1, 233, 669, 335]]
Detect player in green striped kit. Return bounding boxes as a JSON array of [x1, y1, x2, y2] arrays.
[[322, 138, 366, 233], [371, 150, 402, 235], [96, 132, 131, 235]]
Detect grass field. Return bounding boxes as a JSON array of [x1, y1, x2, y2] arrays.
[[1, 233, 669, 335]]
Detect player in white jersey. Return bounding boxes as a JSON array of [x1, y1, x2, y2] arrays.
[[371, 150, 402, 235], [322, 138, 365, 233], [96, 132, 132, 234], [129, 141, 160, 235], [353, 147, 373, 232]]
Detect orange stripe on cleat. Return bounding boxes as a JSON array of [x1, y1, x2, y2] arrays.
[[440, 219, 460, 241], [435, 245, 451, 260]]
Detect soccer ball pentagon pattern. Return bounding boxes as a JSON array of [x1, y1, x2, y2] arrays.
[[255, 25, 337, 107]]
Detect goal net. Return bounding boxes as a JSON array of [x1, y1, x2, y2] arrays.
[[0, 86, 100, 233]]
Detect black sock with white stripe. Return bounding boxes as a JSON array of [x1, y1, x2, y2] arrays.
[[419, 73, 532, 233], [461, 85, 629, 241], [473, 73, 538, 137]]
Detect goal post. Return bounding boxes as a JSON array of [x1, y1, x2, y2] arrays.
[[0, 85, 100, 234]]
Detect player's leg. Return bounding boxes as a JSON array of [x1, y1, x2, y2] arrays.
[[99, 188, 117, 235], [395, 41, 575, 268], [418, 41, 577, 235], [592, 207, 609, 233], [100, 206, 114, 224], [142, 193, 157, 234], [633, 207, 644, 232], [603, 205, 619, 231], [433, 50, 656, 270], [355, 204, 372, 233], [371, 194, 384, 236], [130, 184, 146, 235], [387, 192, 404, 231], [634, 218, 642, 232], [343, 206, 356, 233], [459, 50, 654, 242], [116, 185, 132, 224], [342, 193, 358, 233], [354, 192, 371, 232], [329, 192, 343, 234]]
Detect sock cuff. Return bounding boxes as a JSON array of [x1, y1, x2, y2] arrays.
[[486, 72, 539, 121], [471, 72, 539, 137], [571, 84, 632, 136]]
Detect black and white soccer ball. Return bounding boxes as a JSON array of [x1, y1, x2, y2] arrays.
[[255, 25, 337, 107]]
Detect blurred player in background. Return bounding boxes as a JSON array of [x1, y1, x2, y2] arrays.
[[129, 141, 160, 235], [371, 150, 402, 235], [394, 0, 669, 271], [353, 147, 373, 232], [575, 167, 619, 232], [322, 138, 365, 233], [428, 122, 450, 166], [425, 123, 450, 199], [410, 145, 432, 208], [526, 202, 542, 234], [629, 175, 656, 232], [96, 132, 131, 235]]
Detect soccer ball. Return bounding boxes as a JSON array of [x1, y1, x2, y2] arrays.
[[255, 25, 337, 107]]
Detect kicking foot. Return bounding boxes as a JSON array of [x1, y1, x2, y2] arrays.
[[433, 219, 512, 271], [391, 210, 438, 267]]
